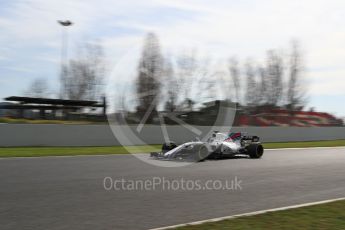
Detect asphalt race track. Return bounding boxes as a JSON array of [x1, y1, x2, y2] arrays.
[[1, 147, 345, 230]]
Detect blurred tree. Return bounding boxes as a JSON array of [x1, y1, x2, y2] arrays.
[[194, 57, 218, 104], [61, 43, 105, 101], [23, 78, 50, 98], [245, 59, 257, 106], [228, 57, 241, 103], [265, 50, 284, 106], [175, 50, 198, 103], [257, 66, 267, 105], [287, 40, 307, 111], [199, 70, 218, 103], [173, 52, 219, 108], [163, 58, 178, 112], [136, 33, 163, 122]]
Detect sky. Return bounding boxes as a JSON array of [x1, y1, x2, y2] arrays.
[[0, 0, 345, 117]]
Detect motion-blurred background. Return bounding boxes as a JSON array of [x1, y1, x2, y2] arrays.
[[0, 0, 344, 128]]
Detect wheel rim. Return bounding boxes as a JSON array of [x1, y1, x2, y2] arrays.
[[196, 145, 209, 161]]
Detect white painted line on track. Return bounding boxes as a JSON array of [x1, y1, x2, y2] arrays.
[[149, 197, 345, 230]]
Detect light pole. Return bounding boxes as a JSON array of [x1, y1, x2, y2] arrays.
[[58, 20, 73, 99]]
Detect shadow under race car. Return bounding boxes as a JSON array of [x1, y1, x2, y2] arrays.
[[150, 131, 264, 162]]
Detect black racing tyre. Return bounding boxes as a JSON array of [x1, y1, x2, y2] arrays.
[[246, 144, 264, 159], [162, 142, 177, 153]]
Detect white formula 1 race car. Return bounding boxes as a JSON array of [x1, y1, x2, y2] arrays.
[[150, 131, 264, 162]]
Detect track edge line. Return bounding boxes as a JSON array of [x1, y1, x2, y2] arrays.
[[148, 197, 345, 230]]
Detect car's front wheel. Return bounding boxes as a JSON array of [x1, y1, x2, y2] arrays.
[[194, 145, 209, 162]]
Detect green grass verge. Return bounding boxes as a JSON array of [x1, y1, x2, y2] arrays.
[[0, 117, 105, 124], [173, 200, 345, 230], [0, 145, 160, 157], [263, 139, 345, 149], [0, 139, 344, 158]]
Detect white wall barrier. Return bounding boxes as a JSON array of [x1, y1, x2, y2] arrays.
[[0, 124, 345, 147]]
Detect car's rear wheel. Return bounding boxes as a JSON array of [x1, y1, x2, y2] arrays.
[[246, 144, 264, 159]]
